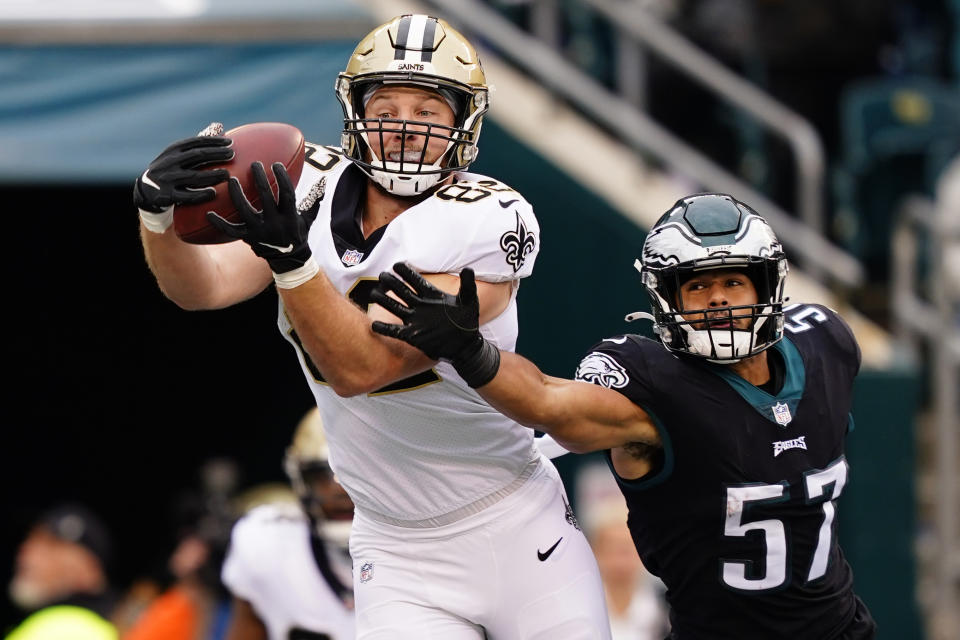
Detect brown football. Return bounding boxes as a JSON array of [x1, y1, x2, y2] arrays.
[[173, 122, 306, 244]]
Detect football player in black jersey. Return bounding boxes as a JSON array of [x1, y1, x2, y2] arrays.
[[371, 193, 877, 640]]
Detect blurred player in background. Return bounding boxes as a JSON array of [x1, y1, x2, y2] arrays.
[[220, 407, 354, 640], [372, 193, 878, 639], [134, 13, 610, 639], [5, 503, 118, 640]]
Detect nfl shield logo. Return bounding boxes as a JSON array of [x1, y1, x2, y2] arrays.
[[359, 562, 374, 583], [772, 402, 792, 426], [341, 249, 364, 266]]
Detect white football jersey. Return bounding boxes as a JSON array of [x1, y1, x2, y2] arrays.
[[221, 502, 355, 640], [279, 145, 542, 524]]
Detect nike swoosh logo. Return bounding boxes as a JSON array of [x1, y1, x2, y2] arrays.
[[499, 198, 519, 208], [260, 242, 294, 253], [537, 537, 562, 561], [141, 171, 160, 190], [603, 336, 628, 344]]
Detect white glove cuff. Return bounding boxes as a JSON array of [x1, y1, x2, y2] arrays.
[[274, 257, 320, 289], [139, 206, 174, 234]]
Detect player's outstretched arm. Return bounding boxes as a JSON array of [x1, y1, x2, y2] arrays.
[[371, 263, 657, 453], [137, 122, 272, 309], [214, 167, 512, 396]]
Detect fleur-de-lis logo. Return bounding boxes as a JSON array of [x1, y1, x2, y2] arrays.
[[500, 211, 537, 272], [563, 497, 580, 530]]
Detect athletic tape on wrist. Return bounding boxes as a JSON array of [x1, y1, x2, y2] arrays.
[[139, 206, 174, 233], [454, 339, 501, 388], [273, 257, 320, 289]]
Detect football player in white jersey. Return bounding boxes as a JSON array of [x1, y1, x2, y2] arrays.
[[134, 14, 611, 640], [221, 407, 355, 640]]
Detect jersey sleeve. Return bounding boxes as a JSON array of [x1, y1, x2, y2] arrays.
[[220, 514, 260, 602], [294, 143, 347, 197], [823, 305, 862, 374], [427, 177, 541, 282], [573, 336, 660, 412], [574, 341, 634, 391], [785, 304, 861, 376]]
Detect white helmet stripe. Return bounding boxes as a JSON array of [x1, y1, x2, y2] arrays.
[[395, 15, 433, 63], [405, 16, 427, 61]]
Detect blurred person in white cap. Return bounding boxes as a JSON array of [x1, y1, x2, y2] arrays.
[[219, 407, 355, 640], [6, 503, 117, 640], [583, 498, 669, 640]]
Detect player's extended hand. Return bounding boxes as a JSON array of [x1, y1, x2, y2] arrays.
[[134, 122, 234, 233], [370, 262, 501, 388], [206, 161, 325, 276]]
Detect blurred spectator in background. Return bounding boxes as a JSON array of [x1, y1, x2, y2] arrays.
[[220, 407, 355, 640], [5, 503, 118, 640], [577, 463, 670, 640], [119, 459, 238, 640], [587, 501, 670, 640]]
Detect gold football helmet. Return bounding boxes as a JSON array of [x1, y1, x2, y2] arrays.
[[284, 407, 353, 547], [336, 14, 489, 196]]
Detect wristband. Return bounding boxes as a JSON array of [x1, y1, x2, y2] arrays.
[[273, 257, 320, 289], [453, 338, 501, 388], [139, 205, 174, 234]]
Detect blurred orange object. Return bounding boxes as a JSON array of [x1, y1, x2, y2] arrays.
[[121, 584, 200, 640]]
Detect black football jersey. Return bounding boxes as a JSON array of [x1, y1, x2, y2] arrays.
[[575, 304, 867, 639]]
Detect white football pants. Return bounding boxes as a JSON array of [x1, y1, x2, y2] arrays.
[[349, 456, 612, 639]]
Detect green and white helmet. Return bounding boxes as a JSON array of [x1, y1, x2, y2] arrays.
[[636, 193, 789, 363]]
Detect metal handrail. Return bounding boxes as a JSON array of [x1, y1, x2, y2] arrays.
[[892, 194, 960, 635], [420, 0, 864, 287], [892, 195, 960, 359]]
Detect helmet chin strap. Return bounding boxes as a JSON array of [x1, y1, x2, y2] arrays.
[[684, 328, 752, 362], [679, 308, 770, 363], [625, 310, 674, 339], [368, 165, 444, 196], [624, 310, 655, 323]]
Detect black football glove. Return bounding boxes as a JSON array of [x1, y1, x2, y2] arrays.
[[370, 262, 501, 388], [134, 122, 234, 232], [206, 161, 325, 278]]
